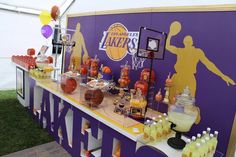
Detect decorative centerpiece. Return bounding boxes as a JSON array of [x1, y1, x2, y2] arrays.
[[84, 88, 104, 107], [35, 54, 50, 69], [59, 72, 79, 94], [89, 56, 99, 78], [130, 89, 147, 119], [167, 86, 199, 149], [102, 66, 112, 80], [118, 61, 131, 88]]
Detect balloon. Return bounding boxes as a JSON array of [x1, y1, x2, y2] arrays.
[[41, 25, 53, 39], [51, 5, 60, 21], [39, 11, 52, 25]]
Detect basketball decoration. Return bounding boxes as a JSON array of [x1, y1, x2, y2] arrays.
[[80, 65, 88, 75], [85, 57, 92, 68], [165, 73, 173, 87], [134, 80, 148, 96], [118, 63, 131, 88], [84, 88, 104, 107], [47, 56, 53, 64], [90, 58, 99, 77], [118, 78, 130, 88], [27, 48, 35, 56], [51, 5, 60, 21], [102, 66, 112, 74], [61, 77, 77, 94], [140, 68, 156, 83], [155, 89, 163, 102], [90, 70, 98, 77]]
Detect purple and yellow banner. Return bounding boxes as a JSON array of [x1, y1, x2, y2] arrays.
[[66, 9, 236, 154]]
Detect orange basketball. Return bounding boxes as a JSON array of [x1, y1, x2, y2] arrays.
[[103, 66, 112, 74], [47, 56, 53, 64], [61, 78, 77, 94], [51, 5, 60, 21]]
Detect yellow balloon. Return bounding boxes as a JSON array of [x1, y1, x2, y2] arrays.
[[39, 11, 52, 25]]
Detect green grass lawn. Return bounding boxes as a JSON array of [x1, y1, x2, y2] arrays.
[[0, 90, 54, 156]]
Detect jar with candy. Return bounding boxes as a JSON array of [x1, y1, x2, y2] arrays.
[[140, 68, 156, 84], [118, 61, 131, 88], [89, 55, 99, 78], [35, 54, 49, 69]]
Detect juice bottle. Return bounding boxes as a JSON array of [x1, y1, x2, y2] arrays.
[[157, 115, 162, 121], [156, 120, 163, 140], [212, 131, 218, 154], [204, 137, 211, 156], [162, 118, 170, 137], [206, 127, 211, 138], [152, 117, 156, 122], [182, 139, 191, 157], [163, 113, 167, 119], [191, 136, 197, 144], [208, 134, 214, 155], [196, 133, 202, 143], [192, 143, 201, 157], [202, 131, 207, 139], [150, 122, 157, 142], [189, 136, 197, 157], [143, 120, 151, 140], [166, 118, 172, 134], [200, 139, 207, 157]]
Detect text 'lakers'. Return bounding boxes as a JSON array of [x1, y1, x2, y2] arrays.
[[99, 23, 139, 61]]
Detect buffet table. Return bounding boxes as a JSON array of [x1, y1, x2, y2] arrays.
[[27, 76, 188, 157], [11, 61, 224, 157]]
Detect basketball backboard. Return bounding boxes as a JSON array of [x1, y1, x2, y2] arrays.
[[137, 27, 167, 60]]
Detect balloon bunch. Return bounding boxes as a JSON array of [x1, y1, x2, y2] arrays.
[[39, 6, 60, 39]]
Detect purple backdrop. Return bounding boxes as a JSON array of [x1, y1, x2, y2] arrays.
[[67, 11, 236, 154]]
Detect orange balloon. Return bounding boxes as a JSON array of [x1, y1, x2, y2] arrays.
[[51, 5, 60, 21]]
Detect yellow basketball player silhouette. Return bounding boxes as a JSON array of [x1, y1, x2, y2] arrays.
[[166, 21, 235, 102], [69, 23, 89, 70]]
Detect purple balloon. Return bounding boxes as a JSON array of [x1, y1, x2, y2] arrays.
[[41, 25, 53, 39]]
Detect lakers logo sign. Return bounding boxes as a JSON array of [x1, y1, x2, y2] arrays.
[[99, 23, 139, 61]]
